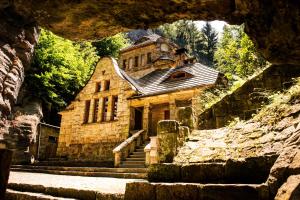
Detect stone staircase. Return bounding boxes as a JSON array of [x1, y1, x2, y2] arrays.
[[119, 143, 147, 168], [10, 165, 148, 179]]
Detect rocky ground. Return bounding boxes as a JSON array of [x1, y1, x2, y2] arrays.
[[174, 78, 300, 198]]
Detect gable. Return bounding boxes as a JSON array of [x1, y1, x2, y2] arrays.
[[70, 57, 135, 103]]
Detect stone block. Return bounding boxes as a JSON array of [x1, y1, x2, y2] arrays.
[[181, 163, 225, 183], [148, 163, 181, 182], [157, 120, 179, 163], [124, 182, 156, 200], [156, 183, 200, 200]]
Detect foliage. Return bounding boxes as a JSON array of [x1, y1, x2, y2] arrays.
[[199, 22, 219, 67], [215, 25, 267, 80], [154, 20, 218, 67], [254, 78, 300, 125], [92, 33, 129, 57], [27, 29, 99, 111]]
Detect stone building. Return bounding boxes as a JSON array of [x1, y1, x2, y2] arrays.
[[56, 34, 226, 162]]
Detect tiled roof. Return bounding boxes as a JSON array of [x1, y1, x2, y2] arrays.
[[119, 63, 220, 98], [120, 34, 162, 53]]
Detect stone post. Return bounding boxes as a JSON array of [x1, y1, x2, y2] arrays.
[[114, 151, 121, 167], [157, 120, 179, 163], [144, 143, 151, 166], [149, 136, 159, 164], [107, 96, 113, 121], [88, 99, 95, 123], [0, 148, 13, 198]]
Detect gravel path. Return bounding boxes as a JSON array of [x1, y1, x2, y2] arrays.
[[9, 171, 147, 194]]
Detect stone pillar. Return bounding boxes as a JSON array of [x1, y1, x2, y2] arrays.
[[157, 120, 179, 163], [107, 96, 113, 121], [169, 100, 176, 120], [114, 151, 121, 167], [97, 98, 103, 122], [149, 136, 159, 164], [88, 99, 95, 123], [0, 149, 13, 198], [143, 104, 150, 139]]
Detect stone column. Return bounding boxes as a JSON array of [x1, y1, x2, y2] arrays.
[[97, 98, 103, 122], [169, 100, 176, 120], [107, 96, 113, 121], [88, 99, 95, 123], [143, 103, 150, 139], [157, 120, 179, 163], [0, 149, 13, 198], [149, 136, 159, 164]]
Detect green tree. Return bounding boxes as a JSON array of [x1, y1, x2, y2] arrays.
[[154, 20, 218, 67], [199, 22, 218, 67], [215, 25, 267, 80], [27, 29, 99, 111], [92, 33, 129, 57]]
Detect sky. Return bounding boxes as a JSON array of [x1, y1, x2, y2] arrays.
[[195, 20, 227, 34]]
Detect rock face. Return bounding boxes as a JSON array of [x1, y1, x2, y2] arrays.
[[0, 0, 299, 66], [0, 7, 39, 116]]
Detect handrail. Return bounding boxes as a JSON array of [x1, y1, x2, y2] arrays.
[[113, 130, 144, 153], [113, 130, 145, 167]]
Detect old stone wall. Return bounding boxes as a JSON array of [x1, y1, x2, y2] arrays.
[[198, 64, 300, 129], [56, 57, 132, 161], [37, 123, 59, 160]]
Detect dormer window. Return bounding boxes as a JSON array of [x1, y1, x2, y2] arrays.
[[168, 71, 193, 81]]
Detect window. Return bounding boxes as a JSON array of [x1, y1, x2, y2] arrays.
[[123, 59, 127, 69], [147, 53, 152, 64], [129, 57, 133, 68], [170, 72, 192, 80], [95, 82, 101, 92], [134, 56, 139, 68], [164, 110, 170, 120], [83, 100, 91, 123], [102, 97, 109, 121], [111, 96, 118, 120], [141, 54, 145, 66], [93, 99, 99, 122], [104, 80, 110, 91]]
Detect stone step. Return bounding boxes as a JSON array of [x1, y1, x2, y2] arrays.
[[131, 152, 145, 156], [126, 157, 145, 161], [6, 189, 76, 200], [121, 161, 145, 165], [125, 182, 269, 200], [135, 148, 144, 152], [119, 165, 146, 168], [7, 183, 124, 200], [10, 168, 147, 179], [11, 165, 148, 173], [129, 154, 145, 158]]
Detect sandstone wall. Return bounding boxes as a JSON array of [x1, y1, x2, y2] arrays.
[[198, 64, 300, 130], [56, 58, 132, 161]]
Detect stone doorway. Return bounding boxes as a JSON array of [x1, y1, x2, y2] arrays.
[[133, 107, 143, 130]]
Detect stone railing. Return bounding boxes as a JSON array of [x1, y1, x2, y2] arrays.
[[113, 130, 145, 167]]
